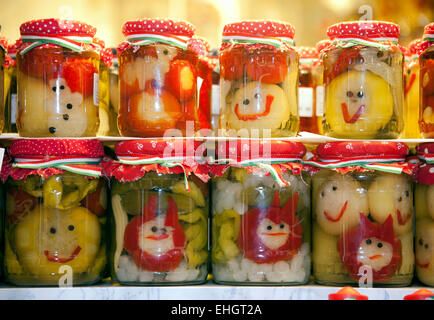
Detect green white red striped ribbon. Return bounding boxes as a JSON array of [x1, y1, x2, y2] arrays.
[[419, 153, 434, 164], [13, 156, 102, 177], [332, 37, 398, 50], [423, 34, 434, 42], [303, 157, 405, 174], [125, 33, 190, 50], [214, 157, 302, 187], [222, 35, 295, 49], [20, 34, 93, 55], [118, 156, 192, 191]]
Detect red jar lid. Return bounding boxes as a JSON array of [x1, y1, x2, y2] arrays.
[[316, 39, 331, 53], [408, 39, 422, 55], [327, 21, 399, 41], [222, 20, 295, 40], [329, 287, 368, 300], [20, 19, 96, 38], [297, 46, 318, 59], [316, 141, 408, 161], [423, 22, 434, 39], [417, 143, 434, 158], [188, 36, 210, 57], [122, 18, 195, 38], [115, 138, 202, 159], [9, 139, 104, 158], [404, 289, 434, 300], [216, 140, 305, 163]]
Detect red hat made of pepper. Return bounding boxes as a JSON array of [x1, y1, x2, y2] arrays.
[[329, 287, 369, 300]]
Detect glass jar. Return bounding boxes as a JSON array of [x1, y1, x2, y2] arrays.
[[403, 39, 422, 138], [309, 141, 415, 286], [315, 40, 330, 135], [211, 140, 310, 285], [108, 48, 120, 136], [219, 20, 299, 138], [322, 21, 404, 139], [297, 47, 320, 134], [0, 39, 6, 133], [17, 19, 100, 137], [118, 19, 199, 137], [3, 139, 107, 286], [419, 23, 434, 138], [104, 139, 209, 285], [414, 143, 434, 286], [4, 40, 19, 133]]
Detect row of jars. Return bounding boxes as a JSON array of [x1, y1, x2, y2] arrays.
[[0, 138, 433, 287], [0, 19, 433, 139]]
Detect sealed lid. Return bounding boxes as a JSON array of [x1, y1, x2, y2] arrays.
[[122, 18, 195, 38], [7, 39, 21, 58], [408, 38, 422, 55], [417, 143, 434, 160], [423, 22, 434, 41], [316, 141, 408, 161], [216, 139, 305, 163], [297, 46, 318, 59], [188, 36, 210, 57], [9, 139, 104, 158], [316, 39, 332, 53], [329, 287, 368, 300], [20, 19, 96, 38], [222, 20, 295, 40], [327, 21, 399, 42], [404, 289, 434, 300], [0, 37, 7, 52], [115, 138, 202, 159]]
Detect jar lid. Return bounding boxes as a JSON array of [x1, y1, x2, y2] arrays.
[[92, 37, 105, 49], [404, 289, 434, 300], [122, 18, 195, 38], [115, 138, 202, 159], [9, 139, 104, 158], [328, 287, 369, 300], [327, 21, 399, 42], [215, 140, 305, 163], [316, 141, 408, 161], [188, 36, 210, 57], [222, 20, 295, 40], [408, 39, 422, 55], [20, 19, 97, 38], [416, 143, 434, 160], [316, 39, 331, 53], [297, 46, 318, 59], [423, 22, 434, 40]]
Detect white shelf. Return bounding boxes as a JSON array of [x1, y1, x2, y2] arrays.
[[0, 281, 431, 300]]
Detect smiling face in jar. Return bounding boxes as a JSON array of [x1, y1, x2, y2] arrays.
[[257, 218, 290, 250], [415, 219, 434, 273], [357, 237, 393, 271], [138, 215, 175, 255], [227, 81, 290, 131], [368, 173, 413, 235], [326, 70, 394, 138], [14, 206, 101, 276], [315, 173, 369, 236]]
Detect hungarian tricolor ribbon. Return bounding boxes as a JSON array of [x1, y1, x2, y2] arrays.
[[331, 37, 398, 51], [125, 32, 190, 50], [418, 153, 434, 164], [13, 155, 102, 177], [117, 156, 193, 191], [221, 34, 295, 49], [20, 33, 93, 54]]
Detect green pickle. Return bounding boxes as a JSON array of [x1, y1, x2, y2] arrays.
[[4, 173, 107, 286], [111, 172, 209, 284]]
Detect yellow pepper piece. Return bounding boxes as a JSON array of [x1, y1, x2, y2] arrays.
[[4, 237, 24, 275], [231, 167, 247, 183], [179, 208, 205, 224], [171, 180, 205, 207]]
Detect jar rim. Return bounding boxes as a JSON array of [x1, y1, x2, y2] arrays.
[[20, 18, 97, 37]]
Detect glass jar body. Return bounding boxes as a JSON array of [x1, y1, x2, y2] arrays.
[[110, 172, 209, 285], [4, 173, 107, 286], [219, 46, 299, 138], [211, 167, 311, 285], [312, 169, 414, 286], [419, 46, 434, 138], [17, 46, 100, 137], [322, 46, 404, 139]]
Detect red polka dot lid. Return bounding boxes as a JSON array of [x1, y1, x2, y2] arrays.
[[216, 140, 305, 163], [115, 138, 202, 159], [316, 39, 332, 53], [316, 141, 408, 160], [297, 46, 318, 59], [188, 36, 210, 57], [122, 18, 195, 38], [20, 19, 96, 37], [9, 139, 104, 158], [222, 20, 295, 39], [408, 38, 422, 55], [0, 37, 7, 52], [423, 22, 434, 38], [327, 20, 399, 41]]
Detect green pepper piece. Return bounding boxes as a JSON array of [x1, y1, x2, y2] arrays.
[[171, 180, 205, 207]]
